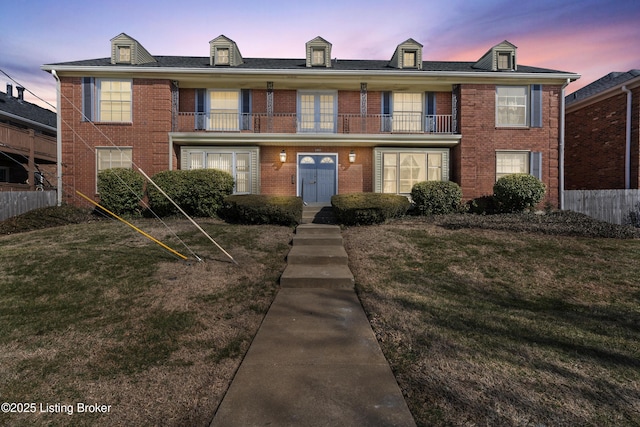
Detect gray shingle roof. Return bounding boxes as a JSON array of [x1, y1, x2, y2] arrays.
[[0, 91, 56, 129], [566, 70, 640, 106], [45, 56, 572, 75]]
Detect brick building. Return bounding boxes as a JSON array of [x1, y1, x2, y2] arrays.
[[42, 34, 578, 207], [565, 70, 640, 190]]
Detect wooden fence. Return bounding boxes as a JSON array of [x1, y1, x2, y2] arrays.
[[0, 191, 57, 221], [564, 190, 640, 226]]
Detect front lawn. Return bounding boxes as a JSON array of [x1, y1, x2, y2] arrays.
[[343, 214, 640, 426]]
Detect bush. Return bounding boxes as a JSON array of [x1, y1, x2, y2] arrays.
[[493, 174, 546, 213], [411, 181, 463, 215], [147, 169, 234, 217], [97, 168, 145, 216], [467, 195, 499, 215], [332, 193, 410, 226], [221, 195, 303, 226]]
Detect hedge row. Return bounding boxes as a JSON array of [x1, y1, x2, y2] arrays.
[[332, 193, 410, 225]]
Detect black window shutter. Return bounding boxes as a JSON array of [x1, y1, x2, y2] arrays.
[[425, 92, 436, 132], [82, 77, 94, 121], [241, 89, 251, 130], [195, 89, 206, 130], [530, 152, 542, 180], [381, 91, 391, 132], [530, 85, 542, 128]]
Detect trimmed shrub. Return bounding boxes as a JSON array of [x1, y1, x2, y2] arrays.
[[97, 168, 145, 216], [147, 169, 234, 217], [221, 195, 303, 226], [332, 193, 410, 226], [493, 173, 546, 213], [411, 181, 463, 215], [467, 195, 499, 215]]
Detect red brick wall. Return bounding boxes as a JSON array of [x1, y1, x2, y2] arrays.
[[565, 86, 640, 189], [59, 77, 174, 206], [260, 146, 372, 196], [451, 84, 561, 206]]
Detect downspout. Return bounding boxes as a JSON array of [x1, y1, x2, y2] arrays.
[[52, 70, 63, 206], [621, 85, 632, 189], [559, 78, 570, 210]]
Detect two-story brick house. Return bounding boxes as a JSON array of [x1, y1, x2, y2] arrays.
[[42, 33, 578, 207]]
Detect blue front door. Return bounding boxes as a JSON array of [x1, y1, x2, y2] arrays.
[[299, 155, 337, 204]]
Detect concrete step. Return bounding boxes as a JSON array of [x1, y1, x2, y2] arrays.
[[302, 206, 336, 224], [280, 264, 355, 289], [292, 234, 343, 246], [295, 224, 341, 235], [287, 245, 348, 265]]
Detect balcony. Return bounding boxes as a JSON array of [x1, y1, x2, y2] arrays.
[[0, 125, 56, 163], [176, 112, 455, 135]]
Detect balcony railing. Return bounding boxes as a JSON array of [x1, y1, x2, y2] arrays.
[[0, 125, 56, 162], [177, 112, 455, 134]]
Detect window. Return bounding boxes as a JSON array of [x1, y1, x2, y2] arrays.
[[185, 148, 256, 194], [117, 46, 131, 63], [98, 79, 132, 122], [380, 150, 445, 194], [216, 48, 230, 65], [96, 147, 133, 186], [403, 50, 417, 68], [393, 93, 423, 132], [496, 86, 527, 127], [209, 90, 239, 130], [496, 151, 542, 181], [311, 48, 325, 66], [497, 52, 511, 70], [298, 92, 336, 133]]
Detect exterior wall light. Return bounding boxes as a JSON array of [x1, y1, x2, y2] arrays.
[[349, 150, 356, 163], [280, 150, 287, 162]]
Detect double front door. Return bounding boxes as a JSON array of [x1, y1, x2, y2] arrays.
[[298, 154, 337, 204]]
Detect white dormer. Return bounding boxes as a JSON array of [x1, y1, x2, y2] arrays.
[[473, 40, 517, 71], [210, 35, 244, 67], [110, 33, 156, 65], [305, 37, 332, 68], [390, 39, 423, 70]]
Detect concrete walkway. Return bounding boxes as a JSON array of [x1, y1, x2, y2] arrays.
[[210, 222, 416, 426]]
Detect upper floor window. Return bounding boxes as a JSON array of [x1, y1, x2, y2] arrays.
[[116, 46, 131, 63], [298, 91, 336, 133], [393, 92, 423, 132], [215, 48, 230, 65], [311, 48, 325, 66], [497, 52, 512, 70], [98, 79, 132, 122], [209, 90, 240, 131], [496, 86, 527, 127], [403, 50, 417, 68]]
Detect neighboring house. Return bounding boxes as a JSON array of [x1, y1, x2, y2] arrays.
[[565, 70, 640, 190], [42, 33, 578, 207], [0, 84, 57, 191]]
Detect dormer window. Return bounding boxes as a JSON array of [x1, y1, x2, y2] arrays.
[[312, 48, 325, 66], [497, 52, 512, 70], [403, 50, 417, 68], [216, 48, 230, 65], [117, 46, 131, 63]]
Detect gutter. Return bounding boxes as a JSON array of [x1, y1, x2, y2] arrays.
[[622, 85, 632, 189], [560, 78, 571, 210], [52, 70, 63, 206], [0, 111, 56, 134]]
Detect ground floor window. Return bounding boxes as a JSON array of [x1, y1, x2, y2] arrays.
[[181, 146, 259, 194], [496, 151, 542, 181], [96, 147, 133, 172], [374, 148, 449, 194]]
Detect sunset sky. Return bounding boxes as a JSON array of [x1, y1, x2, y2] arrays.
[[1, 0, 639, 110]]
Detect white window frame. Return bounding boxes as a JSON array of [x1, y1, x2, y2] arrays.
[[215, 47, 230, 65], [181, 147, 258, 194], [297, 91, 337, 133], [496, 86, 528, 127], [375, 148, 449, 194], [496, 151, 529, 181], [97, 79, 132, 123], [116, 45, 131, 63], [311, 48, 325, 66], [402, 50, 417, 68], [96, 147, 133, 191], [208, 89, 240, 131], [393, 92, 423, 132]]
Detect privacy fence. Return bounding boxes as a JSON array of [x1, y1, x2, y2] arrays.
[[564, 189, 640, 226], [0, 191, 57, 221]]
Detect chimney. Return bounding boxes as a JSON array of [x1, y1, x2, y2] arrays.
[[6, 83, 12, 97], [16, 86, 25, 101]]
